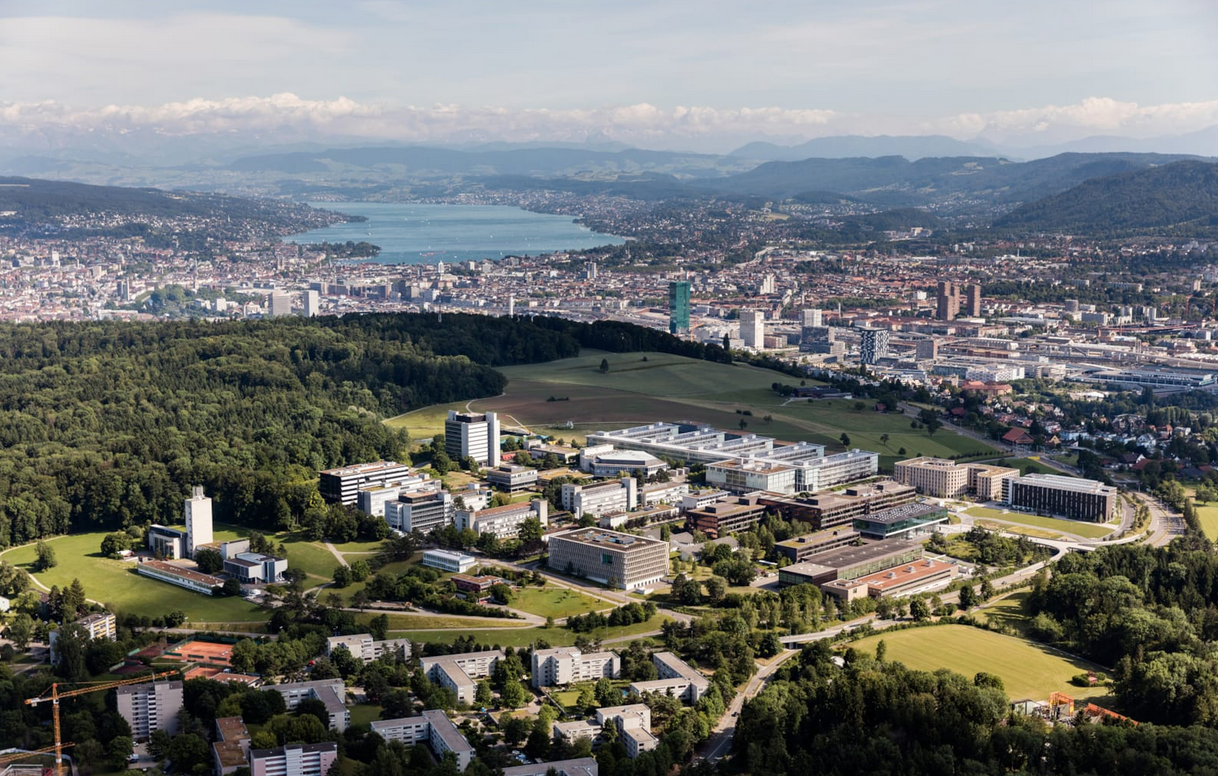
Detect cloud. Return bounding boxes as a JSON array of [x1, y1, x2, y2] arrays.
[[953, 98, 1218, 143]]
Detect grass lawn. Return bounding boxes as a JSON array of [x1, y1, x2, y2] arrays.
[[396, 614, 670, 647], [997, 458, 1070, 476], [976, 521, 1063, 540], [511, 587, 607, 619], [355, 612, 522, 630], [383, 400, 467, 438], [0, 532, 271, 623], [1196, 504, 1218, 541], [280, 535, 343, 579], [348, 703, 384, 728], [975, 591, 1034, 636], [964, 507, 1112, 539], [848, 625, 1109, 703], [329, 539, 387, 554]]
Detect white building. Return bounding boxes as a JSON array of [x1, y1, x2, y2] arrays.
[[445, 411, 501, 467], [319, 461, 412, 505], [627, 652, 709, 704], [421, 549, 477, 573], [326, 633, 411, 663], [455, 499, 548, 540], [740, 309, 765, 349], [249, 742, 337, 776], [184, 485, 213, 556], [531, 647, 621, 688], [386, 490, 454, 534], [421, 650, 504, 704], [270, 679, 349, 731], [585, 450, 667, 478], [370, 711, 476, 771], [706, 459, 797, 495], [303, 290, 320, 318], [117, 679, 183, 741], [268, 292, 293, 317], [222, 552, 288, 584], [561, 478, 637, 518]]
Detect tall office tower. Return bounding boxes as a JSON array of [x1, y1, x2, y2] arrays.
[[801, 308, 823, 327], [185, 486, 213, 556], [739, 309, 765, 349], [915, 338, 939, 360], [269, 292, 292, 317], [759, 274, 776, 295], [859, 329, 890, 365], [965, 284, 982, 317], [936, 281, 959, 320], [508, 296, 515, 317], [585, 262, 597, 280], [445, 411, 501, 466], [668, 281, 691, 336], [116, 280, 131, 302], [303, 290, 320, 318]]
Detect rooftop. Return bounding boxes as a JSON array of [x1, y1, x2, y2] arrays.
[[782, 540, 922, 576], [1015, 473, 1116, 495], [139, 559, 224, 586], [319, 460, 407, 477], [422, 709, 475, 756], [551, 528, 667, 551], [856, 503, 945, 525]]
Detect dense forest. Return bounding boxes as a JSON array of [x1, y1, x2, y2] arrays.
[[0, 312, 730, 548]]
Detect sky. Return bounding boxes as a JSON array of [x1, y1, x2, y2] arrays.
[[3, 0, 1218, 152]]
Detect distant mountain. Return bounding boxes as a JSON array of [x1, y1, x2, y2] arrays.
[[705, 152, 1209, 206], [993, 160, 1218, 235], [729, 134, 997, 161]]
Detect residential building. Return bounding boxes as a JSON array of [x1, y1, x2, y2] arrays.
[[686, 494, 767, 539], [268, 292, 292, 317], [531, 647, 621, 688], [76, 611, 117, 641], [561, 479, 637, 518], [627, 652, 709, 703], [965, 283, 983, 317], [326, 633, 411, 663], [270, 679, 349, 731], [455, 499, 548, 539], [852, 503, 949, 540], [759, 479, 916, 529], [385, 490, 454, 534], [421, 549, 477, 573], [802, 308, 823, 327], [136, 559, 224, 595], [250, 742, 337, 776], [800, 325, 841, 354], [915, 338, 939, 360], [445, 411, 501, 467], [740, 309, 765, 349], [668, 281, 690, 337], [319, 461, 411, 505], [486, 464, 539, 492], [116, 679, 183, 741], [706, 459, 797, 495], [1008, 474, 1118, 522], [371, 710, 476, 771], [547, 528, 669, 590], [937, 281, 959, 320], [223, 552, 288, 584], [821, 557, 958, 602], [777, 541, 924, 588], [859, 328, 890, 365], [422, 650, 504, 704], [597, 705, 658, 758], [775, 528, 860, 563], [213, 717, 251, 776], [503, 759, 598, 776]]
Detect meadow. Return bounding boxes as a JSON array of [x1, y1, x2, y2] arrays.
[[963, 507, 1113, 539]]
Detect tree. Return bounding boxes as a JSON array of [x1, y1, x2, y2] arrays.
[[369, 613, 390, 641], [599, 358, 610, 373], [99, 532, 131, 558], [839, 433, 851, 447], [704, 575, 727, 604], [222, 578, 242, 597], [6, 612, 34, 650], [332, 565, 352, 587], [35, 541, 57, 571], [518, 517, 544, 544], [958, 584, 978, 609], [490, 583, 514, 605], [194, 548, 223, 574], [594, 677, 617, 708], [979, 578, 995, 601], [502, 714, 531, 746], [475, 680, 494, 708], [62, 578, 87, 619], [909, 598, 931, 621], [739, 419, 748, 430], [349, 559, 371, 582], [875, 639, 887, 662], [880, 433, 890, 447], [500, 680, 529, 710]]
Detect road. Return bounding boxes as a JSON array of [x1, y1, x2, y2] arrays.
[[697, 647, 801, 765]]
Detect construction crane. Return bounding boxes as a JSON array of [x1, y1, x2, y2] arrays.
[[25, 671, 177, 776]]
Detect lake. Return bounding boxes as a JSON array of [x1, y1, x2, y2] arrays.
[[287, 202, 625, 265]]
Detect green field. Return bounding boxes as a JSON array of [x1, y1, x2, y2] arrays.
[[849, 625, 1109, 703], [1196, 504, 1218, 541], [348, 703, 384, 728], [395, 614, 670, 647], [280, 535, 345, 579], [510, 587, 607, 619], [388, 350, 997, 461], [0, 532, 271, 623], [354, 612, 522, 630], [975, 591, 1034, 636], [964, 507, 1112, 539], [996, 457, 1070, 476]]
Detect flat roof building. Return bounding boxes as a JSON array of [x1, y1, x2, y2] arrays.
[[707, 459, 797, 495], [532, 647, 620, 688], [319, 461, 411, 505], [561, 479, 637, 518], [456, 499, 548, 540], [326, 633, 410, 664], [893, 457, 1019, 499], [386, 490, 454, 535], [371, 710, 476, 771], [487, 464, 539, 493], [269, 679, 349, 731], [136, 559, 223, 595], [1009, 474, 1118, 522], [250, 742, 337, 776], [852, 503, 949, 540], [116, 679, 182, 741], [686, 494, 767, 539], [777, 541, 923, 588], [759, 479, 916, 530], [547, 528, 669, 591], [421, 650, 504, 704], [628, 652, 709, 704], [503, 759, 598, 776], [446, 411, 500, 467], [822, 557, 958, 602], [422, 549, 477, 574], [775, 528, 860, 563]]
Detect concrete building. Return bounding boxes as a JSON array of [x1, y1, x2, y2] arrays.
[[357, 475, 438, 518], [319, 461, 411, 505], [936, 281, 960, 320], [531, 647, 620, 688], [800, 325, 841, 355], [547, 528, 669, 590], [627, 652, 709, 703], [668, 281, 690, 337], [821, 557, 958, 602], [268, 292, 292, 317], [640, 481, 689, 508], [371, 710, 476, 771], [184, 486, 212, 556], [584, 449, 667, 478], [852, 503, 949, 540], [775, 528, 860, 563], [136, 559, 224, 594], [116, 679, 183, 741], [250, 742, 337, 776], [421, 549, 477, 573], [777, 540, 924, 588], [1009, 474, 1118, 522], [270, 679, 349, 731], [49, 612, 117, 664], [223, 552, 288, 584], [706, 459, 797, 495], [561, 479, 637, 518], [303, 289, 320, 318], [894, 457, 1020, 499], [915, 338, 939, 360], [503, 759, 598, 776], [970, 464, 1021, 501], [802, 308, 823, 327], [686, 494, 767, 539], [859, 328, 890, 365], [759, 479, 917, 530], [445, 411, 501, 467], [597, 705, 658, 758], [487, 463, 539, 492], [385, 490, 454, 534], [421, 650, 504, 704], [739, 309, 765, 349], [213, 716, 251, 775], [455, 499, 548, 539], [326, 633, 411, 664], [965, 283, 983, 317]]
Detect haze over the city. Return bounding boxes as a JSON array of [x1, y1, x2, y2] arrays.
[[4, 0, 1218, 155]]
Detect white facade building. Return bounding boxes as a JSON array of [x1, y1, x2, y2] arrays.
[[445, 411, 501, 466]]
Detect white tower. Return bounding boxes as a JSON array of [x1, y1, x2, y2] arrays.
[[303, 289, 320, 317], [740, 310, 765, 349], [185, 486, 213, 557]]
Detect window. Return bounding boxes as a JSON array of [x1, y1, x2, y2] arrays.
[[601, 553, 613, 564]]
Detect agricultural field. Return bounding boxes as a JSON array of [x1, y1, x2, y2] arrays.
[[510, 586, 609, 619], [963, 507, 1112, 539], [388, 349, 997, 463], [849, 625, 1109, 704]]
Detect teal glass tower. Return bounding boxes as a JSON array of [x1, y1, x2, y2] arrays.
[[668, 281, 690, 336]]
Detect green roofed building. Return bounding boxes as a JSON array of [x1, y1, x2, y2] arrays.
[[669, 281, 690, 336]]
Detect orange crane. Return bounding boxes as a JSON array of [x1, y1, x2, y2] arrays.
[[0, 743, 75, 769], [24, 671, 178, 776]]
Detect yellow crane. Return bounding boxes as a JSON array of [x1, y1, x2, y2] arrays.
[[25, 670, 178, 776]]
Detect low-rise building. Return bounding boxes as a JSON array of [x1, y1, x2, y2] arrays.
[[685, 494, 767, 539], [421, 549, 477, 573], [639, 481, 689, 507], [421, 650, 504, 704], [774, 528, 860, 563], [455, 499, 548, 539], [777, 541, 924, 588], [502, 759, 598, 776], [628, 652, 709, 703], [487, 464, 539, 492], [531, 647, 620, 688], [1009, 474, 1118, 522], [852, 503, 949, 540], [222, 552, 288, 584], [561, 478, 638, 518], [270, 679, 349, 731], [326, 633, 411, 663], [759, 479, 916, 530], [547, 528, 669, 590], [213, 717, 251, 775], [250, 742, 338, 776], [597, 704, 658, 758], [706, 459, 797, 495], [585, 450, 667, 478], [136, 559, 223, 595], [821, 557, 958, 602]]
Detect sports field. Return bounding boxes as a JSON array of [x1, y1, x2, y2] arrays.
[[849, 624, 1109, 703], [387, 350, 998, 463], [963, 507, 1112, 539]]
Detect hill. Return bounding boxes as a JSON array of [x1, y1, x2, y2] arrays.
[[993, 160, 1218, 236], [730, 134, 995, 161]]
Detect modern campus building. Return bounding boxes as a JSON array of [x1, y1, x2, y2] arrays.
[[893, 457, 1019, 499], [421, 549, 477, 573], [147, 486, 215, 559], [531, 647, 621, 688], [385, 490, 454, 534], [319, 460, 411, 505], [706, 459, 798, 495], [371, 710, 476, 771], [640, 481, 690, 508], [1008, 474, 1118, 521], [859, 328, 890, 365], [627, 652, 709, 703], [136, 559, 224, 594], [852, 503, 949, 540], [583, 449, 668, 478], [455, 499, 548, 539], [421, 650, 505, 704], [668, 280, 690, 336], [686, 494, 767, 538], [326, 633, 411, 664], [250, 742, 337, 776], [587, 423, 877, 493], [775, 528, 860, 563], [561, 479, 637, 518], [116, 679, 183, 741], [504, 759, 599, 776], [356, 473, 437, 517], [270, 679, 349, 731], [486, 464, 539, 492], [821, 557, 958, 602], [777, 540, 924, 588], [445, 410, 501, 467], [222, 552, 288, 584], [547, 528, 669, 590], [759, 479, 917, 530]]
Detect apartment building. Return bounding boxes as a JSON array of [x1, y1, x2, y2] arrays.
[[250, 742, 337, 776], [270, 679, 349, 731], [326, 633, 411, 663], [531, 647, 621, 688], [385, 490, 454, 535], [445, 411, 500, 467], [1009, 474, 1118, 522], [370, 710, 476, 771], [547, 528, 669, 591], [627, 652, 709, 703], [116, 680, 183, 741], [213, 717, 251, 776], [597, 705, 658, 758], [561, 478, 638, 518], [502, 759, 598, 776], [319, 461, 411, 505], [455, 499, 548, 539], [421, 650, 504, 704]]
